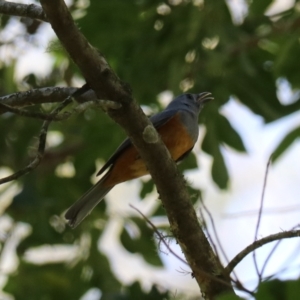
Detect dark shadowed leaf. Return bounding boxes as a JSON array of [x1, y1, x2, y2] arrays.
[[256, 279, 300, 300], [271, 127, 300, 162], [217, 114, 246, 152], [217, 291, 244, 300], [211, 147, 229, 189], [249, 0, 273, 15], [202, 125, 229, 189], [103, 281, 169, 300], [178, 151, 198, 171], [120, 217, 163, 266], [140, 178, 155, 199]]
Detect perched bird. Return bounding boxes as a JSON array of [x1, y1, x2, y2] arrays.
[[65, 92, 212, 227]]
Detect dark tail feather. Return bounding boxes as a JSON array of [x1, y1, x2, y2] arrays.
[[65, 177, 113, 228]]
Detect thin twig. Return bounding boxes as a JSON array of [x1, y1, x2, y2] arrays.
[[253, 158, 272, 281], [260, 224, 300, 279], [198, 207, 219, 258], [226, 229, 300, 274], [259, 239, 281, 280], [277, 230, 300, 271], [129, 204, 236, 291], [258, 262, 300, 284], [198, 209, 247, 289], [200, 201, 243, 285], [0, 97, 72, 185], [201, 201, 230, 265], [272, 262, 300, 280], [129, 204, 188, 265]]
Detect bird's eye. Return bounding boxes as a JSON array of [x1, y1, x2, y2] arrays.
[[186, 94, 193, 100]]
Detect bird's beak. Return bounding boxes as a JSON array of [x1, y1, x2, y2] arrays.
[[197, 92, 214, 104]]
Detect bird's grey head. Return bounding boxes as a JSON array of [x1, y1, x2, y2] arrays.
[[166, 92, 213, 114]]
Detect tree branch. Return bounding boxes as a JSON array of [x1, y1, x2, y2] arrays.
[[0, 1, 47, 22], [226, 229, 300, 274], [0, 99, 120, 120], [0, 97, 72, 184], [0, 87, 100, 119], [0, 101, 72, 120], [37, 0, 233, 297], [0, 87, 98, 108]]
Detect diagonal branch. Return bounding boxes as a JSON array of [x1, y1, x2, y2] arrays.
[[39, 0, 233, 297]]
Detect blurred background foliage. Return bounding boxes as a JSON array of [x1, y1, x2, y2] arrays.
[[0, 0, 300, 299]]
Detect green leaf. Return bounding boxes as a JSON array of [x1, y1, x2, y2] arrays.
[[212, 146, 229, 189], [178, 151, 198, 171], [112, 281, 169, 300], [5, 231, 123, 299], [202, 127, 229, 189], [139, 178, 155, 199], [256, 279, 300, 300], [271, 127, 300, 162], [217, 291, 244, 300], [120, 217, 163, 266], [217, 114, 246, 152], [250, 0, 273, 15], [202, 123, 216, 157], [274, 36, 300, 89]]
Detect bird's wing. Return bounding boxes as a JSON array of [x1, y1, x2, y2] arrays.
[[97, 109, 178, 176]]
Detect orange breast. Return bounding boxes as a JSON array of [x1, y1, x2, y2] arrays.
[[157, 113, 195, 161], [103, 113, 194, 187]]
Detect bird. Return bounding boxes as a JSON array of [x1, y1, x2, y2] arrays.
[[65, 92, 213, 228]]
